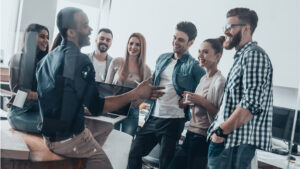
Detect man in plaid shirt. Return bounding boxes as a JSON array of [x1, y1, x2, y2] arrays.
[[207, 8, 273, 169]]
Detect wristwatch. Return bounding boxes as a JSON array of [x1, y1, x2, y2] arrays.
[[214, 126, 227, 138]]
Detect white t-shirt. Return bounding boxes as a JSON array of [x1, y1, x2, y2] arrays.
[[92, 58, 106, 82], [152, 58, 185, 118]]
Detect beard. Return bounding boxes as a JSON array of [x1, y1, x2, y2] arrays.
[[97, 43, 109, 52], [78, 31, 90, 47], [224, 30, 242, 50]]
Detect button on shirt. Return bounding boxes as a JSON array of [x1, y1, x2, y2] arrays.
[[207, 41, 273, 151]]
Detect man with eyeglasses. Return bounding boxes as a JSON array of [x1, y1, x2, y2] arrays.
[[207, 8, 273, 169]]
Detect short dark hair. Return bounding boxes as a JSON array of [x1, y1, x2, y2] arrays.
[[56, 7, 83, 38], [204, 36, 225, 54], [176, 21, 197, 41], [227, 8, 258, 35], [98, 28, 113, 38]]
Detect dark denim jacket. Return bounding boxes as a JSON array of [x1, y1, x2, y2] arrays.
[[36, 40, 104, 137], [146, 52, 205, 121]]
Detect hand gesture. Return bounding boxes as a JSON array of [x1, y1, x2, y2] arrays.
[[135, 77, 165, 100]]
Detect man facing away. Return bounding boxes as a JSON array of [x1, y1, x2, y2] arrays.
[[36, 7, 164, 169], [88, 28, 113, 82], [207, 8, 273, 169], [128, 21, 206, 169]]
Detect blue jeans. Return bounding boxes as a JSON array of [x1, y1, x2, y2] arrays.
[[7, 103, 41, 134], [115, 108, 139, 136], [208, 142, 256, 169], [167, 131, 209, 169]]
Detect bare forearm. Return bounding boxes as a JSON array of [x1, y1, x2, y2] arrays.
[[102, 90, 136, 113], [198, 97, 219, 117], [220, 106, 253, 134]]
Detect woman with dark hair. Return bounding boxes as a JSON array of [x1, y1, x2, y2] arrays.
[[167, 36, 226, 169], [105, 32, 151, 136], [7, 23, 49, 133]]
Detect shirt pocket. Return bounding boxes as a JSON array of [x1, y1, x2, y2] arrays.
[[176, 73, 192, 90]]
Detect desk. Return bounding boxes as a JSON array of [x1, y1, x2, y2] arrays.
[[257, 150, 300, 169]]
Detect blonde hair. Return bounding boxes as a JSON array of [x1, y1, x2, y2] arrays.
[[118, 32, 146, 81]]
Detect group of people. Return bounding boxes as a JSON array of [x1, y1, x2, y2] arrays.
[[7, 6, 273, 169]]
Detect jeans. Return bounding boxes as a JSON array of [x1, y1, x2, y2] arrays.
[[208, 142, 256, 169], [167, 131, 209, 169], [7, 103, 41, 134], [115, 108, 139, 136]]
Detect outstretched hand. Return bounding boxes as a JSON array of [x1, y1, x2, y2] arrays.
[[135, 77, 165, 100]]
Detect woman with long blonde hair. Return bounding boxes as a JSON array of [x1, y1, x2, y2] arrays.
[[106, 32, 151, 136]]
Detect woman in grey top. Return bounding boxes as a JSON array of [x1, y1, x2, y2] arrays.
[[168, 36, 226, 169], [7, 23, 49, 133], [105, 32, 151, 136]]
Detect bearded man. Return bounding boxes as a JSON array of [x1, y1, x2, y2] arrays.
[[207, 7, 273, 169], [88, 28, 113, 82]]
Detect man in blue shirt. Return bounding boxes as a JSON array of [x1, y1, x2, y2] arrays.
[[207, 8, 273, 169], [128, 21, 205, 169], [37, 7, 164, 169]]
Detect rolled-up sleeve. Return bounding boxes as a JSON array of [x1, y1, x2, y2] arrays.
[[238, 50, 271, 115]]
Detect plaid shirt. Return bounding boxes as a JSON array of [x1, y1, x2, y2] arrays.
[[207, 41, 273, 151]]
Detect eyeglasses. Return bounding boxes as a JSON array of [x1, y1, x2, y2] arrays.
[[223, 24, 246, 32]]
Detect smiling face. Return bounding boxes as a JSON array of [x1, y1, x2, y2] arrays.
[[37, 29, 49, 52], [127, 36, 141, 57], [223, 16, 244, 50], [172, 30, 192, 56], [198, 42, 220, 69], [74, 12, 92, 48], [96, 31, 112, 53]]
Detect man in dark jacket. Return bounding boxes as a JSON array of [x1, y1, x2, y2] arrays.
[[36, 7, 164, 169]]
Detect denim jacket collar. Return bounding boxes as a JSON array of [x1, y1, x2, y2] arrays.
[[61, 40, 81, 80]]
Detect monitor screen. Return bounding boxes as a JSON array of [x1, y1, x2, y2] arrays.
[[272, 106, 300, 145]]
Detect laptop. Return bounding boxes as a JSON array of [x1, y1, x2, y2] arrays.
[[85, 82, 134, 124]]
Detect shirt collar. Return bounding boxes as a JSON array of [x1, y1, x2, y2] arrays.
[[173, 52, 191, 62], [61, 40, 81, 80], [234, 41, 257, 59]]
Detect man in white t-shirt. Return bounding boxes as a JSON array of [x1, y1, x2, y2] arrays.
[[88, 28, 113, 82], [128, 21, 206, 169]]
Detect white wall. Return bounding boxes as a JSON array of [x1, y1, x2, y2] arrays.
[[16, 0, 58, 52], [0, 0, 22, 66], [108, 0, 300, 89]]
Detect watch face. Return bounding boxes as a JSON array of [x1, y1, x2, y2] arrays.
[[216, 129, 221, 136]]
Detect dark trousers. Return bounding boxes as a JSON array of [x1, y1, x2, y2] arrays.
[[208, 142, 256, 169], [128, 117, 185, 169], [167, 131, 209, 169], [115, 108, 139, 136]]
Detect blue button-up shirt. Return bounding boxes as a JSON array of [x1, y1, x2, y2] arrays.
[[146, 52, 205, 121]]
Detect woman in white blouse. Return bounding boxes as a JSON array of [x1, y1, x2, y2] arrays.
[[105, 32, 151, 136]]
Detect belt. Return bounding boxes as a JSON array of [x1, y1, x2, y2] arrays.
[[44, 133, 78, 142]]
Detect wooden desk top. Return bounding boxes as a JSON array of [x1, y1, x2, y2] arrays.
[[0, 119, 64, 161]]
